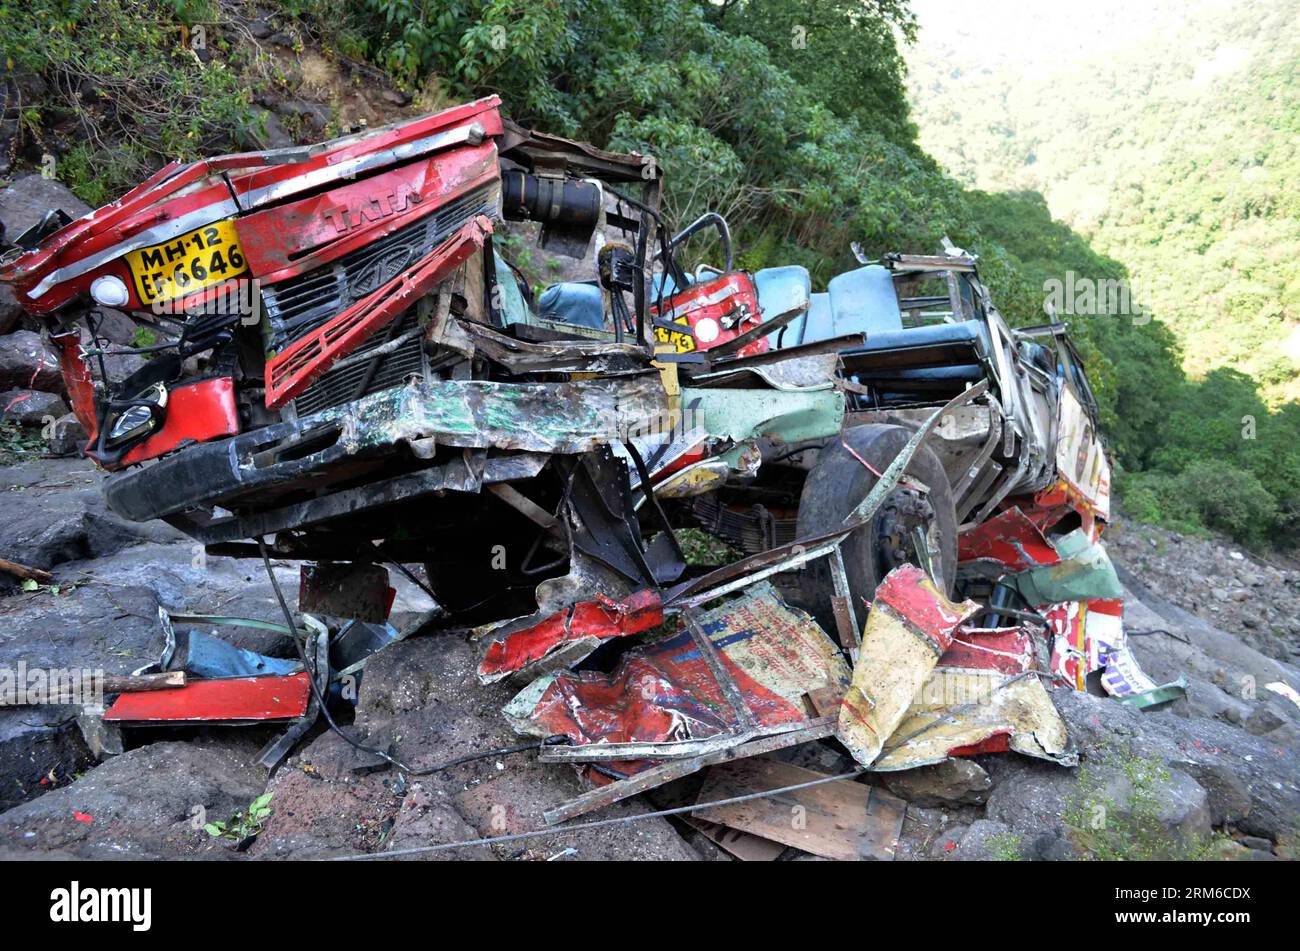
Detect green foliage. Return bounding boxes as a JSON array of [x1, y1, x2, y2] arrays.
[[907, 1, 1300, 545], [204, 791, 274, 841], [0, 0, 257, 202], [0, 419, 47, 465], [908, 0, 1300, 401], [6, 0, 1294, 546], [987, 830, 1023, 862]]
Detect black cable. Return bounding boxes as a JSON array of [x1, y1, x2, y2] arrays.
[[256, 537, 559, 775]]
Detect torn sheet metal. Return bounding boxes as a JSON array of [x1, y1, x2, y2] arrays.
[[873, 666, 1075, 770], [942, 626, 1036, 676], [134, 608, 300, 678], [837, 564, 979, 767], [457, 319, 651, 375], [504, 583, 849, 774], [316, 370, 668, 456], [1042, 598, 1185, 707], [103, 673, 312, 723], [677, 386, 845, 454], [1007, 528, 1122, 605], [477, 590, 664, 684], [957, 507, 1061, 572]]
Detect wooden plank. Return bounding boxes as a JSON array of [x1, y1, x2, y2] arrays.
[[685, 817, 786, 862], [692, 756, 902, 861], [862, 786, 908, 861]]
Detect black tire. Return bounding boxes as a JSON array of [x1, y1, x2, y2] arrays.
[[795, 423, 957, 633]]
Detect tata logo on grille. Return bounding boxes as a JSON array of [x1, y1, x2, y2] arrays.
[[322, 184, 423, 234], [349, 244, 416, 298]]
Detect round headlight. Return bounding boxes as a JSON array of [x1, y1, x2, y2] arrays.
[[90, 275, 130, 307], [694, 317, 720, 343]]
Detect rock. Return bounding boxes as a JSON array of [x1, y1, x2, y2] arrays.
[[86, 308, 140, 347], [942, 819, 1022, 860], [0, 462, 181, 575], [1051, 688, 1300, 842], [0, 736, 268, 858], [881, 758, 991, 807], [382, 88, 412, 106], [0, 174, 90, 240], [45, 412, 87, 456], [0, 705, 95, 812], [1178, 760, 1252, 826], [0, 285, 21, 336], [984, 755, 1210, 857], [0, 388, 68, 426], [0, 330, 63, 392], [252, 110, 294, 149], [274, 99, 331, 133], [1244, 705, 1287, 736]]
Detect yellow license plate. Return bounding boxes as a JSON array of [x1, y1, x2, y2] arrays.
[[125, 219, 249, 305], [653, 317, 696, 353]]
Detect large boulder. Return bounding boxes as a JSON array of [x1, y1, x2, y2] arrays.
[[0, 737, 267, 859], [0, 330, 63, 392], [881, 758, 992, 807], [0, 285, 22, 336], [1050, 688, 1300, 844], [0, 460, 182, 578], [0, 388, 69, 426], [0, 174, 90, 240], [0, 705, 95, 813]]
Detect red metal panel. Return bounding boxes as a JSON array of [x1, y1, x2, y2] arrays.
[[0, 96, 503, 313], [104, 377, 240, 469], [479, 590, 663, 680], [940, 626, 1034, 674], [649, 271, 767, 357], [871, 563, 968, 654], [265, 215, 492, 407], [957, 506, 1061, 569], [103, 673, 311, 722], [50, 331, 98, 441], [236, 142, 499, 283]]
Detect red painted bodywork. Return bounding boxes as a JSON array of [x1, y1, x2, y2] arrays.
[[957, 506, 1061, 569], [511, 621, 809, 779], [650, 271, 767, 357], [0, 97, 505, 468], [50, 331, 98, 439], [265, 214, 493, 407], [236, 142, 499, 284], [479, 589, 664, 680], [941, 626, 1035, 675], [872, 563, 966, 655], [111, 377, 240, 468], [0, 97, 504, 314], [102, 673, 311, 722]]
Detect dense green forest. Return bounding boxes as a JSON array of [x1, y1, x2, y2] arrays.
[[2, 0, 1297, 546]]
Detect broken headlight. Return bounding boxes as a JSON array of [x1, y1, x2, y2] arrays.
[[104, 382, 169, 449]]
